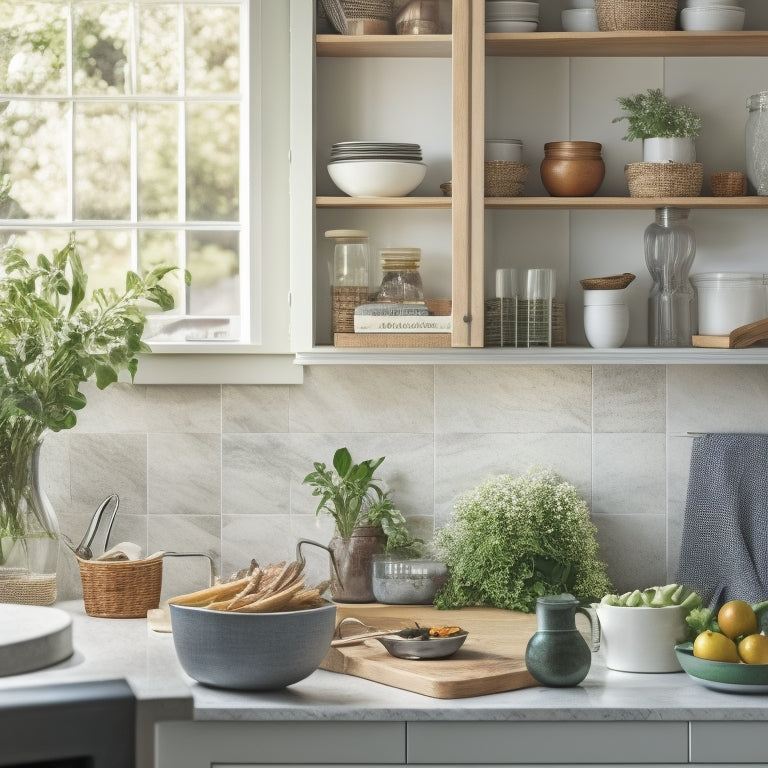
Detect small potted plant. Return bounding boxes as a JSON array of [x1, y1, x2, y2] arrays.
[[303, 447, 420, 602], [613, 88, 702, 163]]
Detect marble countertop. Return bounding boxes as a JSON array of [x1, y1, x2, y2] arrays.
[[2, 601, 768, 723]]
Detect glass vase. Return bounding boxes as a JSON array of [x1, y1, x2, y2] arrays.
[[645, 207, 696, 348], [0, 436, 60, 605]]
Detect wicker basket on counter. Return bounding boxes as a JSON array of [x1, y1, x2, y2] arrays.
[[78, 555, 163, 618], [594, 0, 678, 31], [625, 162, 703, 198]]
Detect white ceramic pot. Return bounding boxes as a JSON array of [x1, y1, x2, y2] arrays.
[[595, 604, 688, 673], [583, 289, 629, 348], [642, 137, 696, 163]]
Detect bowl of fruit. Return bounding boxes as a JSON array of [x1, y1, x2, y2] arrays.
[[675, 599, 768, 693]]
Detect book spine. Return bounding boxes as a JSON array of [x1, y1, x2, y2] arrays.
[[353, 316, 453, 333]]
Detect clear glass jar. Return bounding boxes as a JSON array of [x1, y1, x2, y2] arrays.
[[645, 207, 696, 347], [325, 229, 371, 334], [746, 91, 768, 196], [376, 247, 425, 303]]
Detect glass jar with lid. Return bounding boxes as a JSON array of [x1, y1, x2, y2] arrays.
[[325, 229, 371, 334], [376, 247, 425, 304]]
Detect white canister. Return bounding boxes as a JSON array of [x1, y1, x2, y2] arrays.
[[595, 604, 688, 673], [485, 139, 523, 162], [690, 272, 768, 336], [583, 289, 629, 348]]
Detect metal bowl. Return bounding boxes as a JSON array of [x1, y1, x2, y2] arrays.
[[169, 601, 336, 690], [377, 630, 468, 660]]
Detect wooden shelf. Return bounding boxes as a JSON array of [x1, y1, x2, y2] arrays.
[[316, 34, 451, 57], [317, 31, 768, 59], [487, 31, 768, 57], [317, 196, 768, 210]]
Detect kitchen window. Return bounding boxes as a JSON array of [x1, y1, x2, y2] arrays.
[[0, 0, 298, 384]]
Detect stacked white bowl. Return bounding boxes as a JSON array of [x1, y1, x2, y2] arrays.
[[562, 0, 598, 31], [327, 141, 427, 197], [485, 1, 539, 33], [680, 0, 745, 30]]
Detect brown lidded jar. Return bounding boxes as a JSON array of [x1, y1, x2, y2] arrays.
[[540, 141, 605, 197]]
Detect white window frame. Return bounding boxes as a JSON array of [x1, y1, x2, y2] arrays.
[[0, 0, 301, 384]]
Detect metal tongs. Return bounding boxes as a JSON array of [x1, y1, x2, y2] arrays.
[[72, 493, 119, 560]]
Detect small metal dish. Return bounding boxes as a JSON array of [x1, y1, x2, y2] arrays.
[[377, 630, 468, 660]]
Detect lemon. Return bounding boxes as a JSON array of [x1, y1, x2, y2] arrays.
[[738, 633, 768, 665], [693, 630, 741, 663], [717, 599, 758, 640]]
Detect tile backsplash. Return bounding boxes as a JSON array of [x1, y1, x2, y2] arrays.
[[48, 363, 768, 602]]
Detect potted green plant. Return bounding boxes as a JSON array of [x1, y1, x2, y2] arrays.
[[303, 447, 420, 602], [613, 88, 702, 163], [432, 468, 612, 613], [0, 224, 184, 605]]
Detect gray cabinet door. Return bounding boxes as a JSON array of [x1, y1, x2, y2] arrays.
[[406, 721, 689, 765]]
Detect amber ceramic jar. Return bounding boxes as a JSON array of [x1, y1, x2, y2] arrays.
[[540, 141, 605, 197]]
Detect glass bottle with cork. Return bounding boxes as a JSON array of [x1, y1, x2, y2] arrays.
[[326, 229, 371, 335]]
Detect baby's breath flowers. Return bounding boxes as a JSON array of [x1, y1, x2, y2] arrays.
[[434, 468, 612, 612]]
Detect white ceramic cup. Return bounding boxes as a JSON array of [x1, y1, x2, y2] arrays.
[[595, 604, 688, 673], [583, 290, 629, 348]]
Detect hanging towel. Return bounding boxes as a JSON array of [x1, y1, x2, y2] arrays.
[[675, 433, 768, 610]]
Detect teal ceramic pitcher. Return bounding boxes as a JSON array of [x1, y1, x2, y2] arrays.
[[525, 593, 600, 687]]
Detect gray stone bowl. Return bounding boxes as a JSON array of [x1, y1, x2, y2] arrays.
[[169, 601, 337, 690]]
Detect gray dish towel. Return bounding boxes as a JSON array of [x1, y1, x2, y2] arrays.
[[675, 433, 768, 610]]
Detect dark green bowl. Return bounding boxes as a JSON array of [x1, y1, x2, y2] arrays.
[[674, 642, 768, 693]]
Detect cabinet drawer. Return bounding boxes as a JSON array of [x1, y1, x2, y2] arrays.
[[155, 721, 406, 768], [406, 722, 688, 764], [690, 721, 768, 763]]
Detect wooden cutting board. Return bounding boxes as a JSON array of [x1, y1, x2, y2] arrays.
[[320, 604, 539, 699], [692, 317, 768, 349]]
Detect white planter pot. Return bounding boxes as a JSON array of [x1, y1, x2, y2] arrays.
[[643, 137, 696, 163], [595, 604, 688, 672]]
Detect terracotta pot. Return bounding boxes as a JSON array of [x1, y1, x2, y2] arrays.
[[328, 525, 385, 603], [540, 141, 605, 197]]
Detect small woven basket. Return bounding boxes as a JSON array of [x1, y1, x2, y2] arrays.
[[710, 171, 747, 197], [595, 0, 678, 31], [580, 273, 636, 290], [625, 162, 703, 197], [78, 556, 163, 618], [484, 161, 529, 197]]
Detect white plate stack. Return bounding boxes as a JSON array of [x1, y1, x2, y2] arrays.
[[680, 0, 745, 30], [485, 1, 540, 33], [329, 141, 423, 164]]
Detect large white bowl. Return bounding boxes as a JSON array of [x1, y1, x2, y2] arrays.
[[327, 160, 427, 197], [562, 8, 599, 30], [680, 6, 745, 30], [686, 0, 742, 6], [485, 20, 539, 32]]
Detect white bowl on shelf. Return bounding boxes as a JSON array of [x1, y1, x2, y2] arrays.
[[485, 20, 539, 32], [685, 0, 742, 6], [327, 160, 427, 197], [570, 0, 595, 7], [562, 8, 599, 30], [680, 6, 745, 30]]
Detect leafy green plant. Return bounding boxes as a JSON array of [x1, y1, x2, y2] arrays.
[[0, 231, 185, 563], [303, 447, 420, 551], [433, 468, 612, 613], [613, 88, 702, 141]]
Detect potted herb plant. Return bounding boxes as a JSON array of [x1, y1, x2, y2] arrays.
[[0, 227, 183, 605], [303, 447, 420, 602], [432, 468, 612, 612], [613, 88, 702, 163]]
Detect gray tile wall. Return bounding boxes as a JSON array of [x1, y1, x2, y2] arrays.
[[49, 363, 768, 603]]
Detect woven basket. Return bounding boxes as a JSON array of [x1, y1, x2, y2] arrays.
[[78, 556, 163, 618], [580, 273, 636, 290], [484, 298, 567, 347], [625, 162, 703, 197], [484, 161, 529, 197], [710, 171, 747, 197], [595, 0, 678, 31]]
